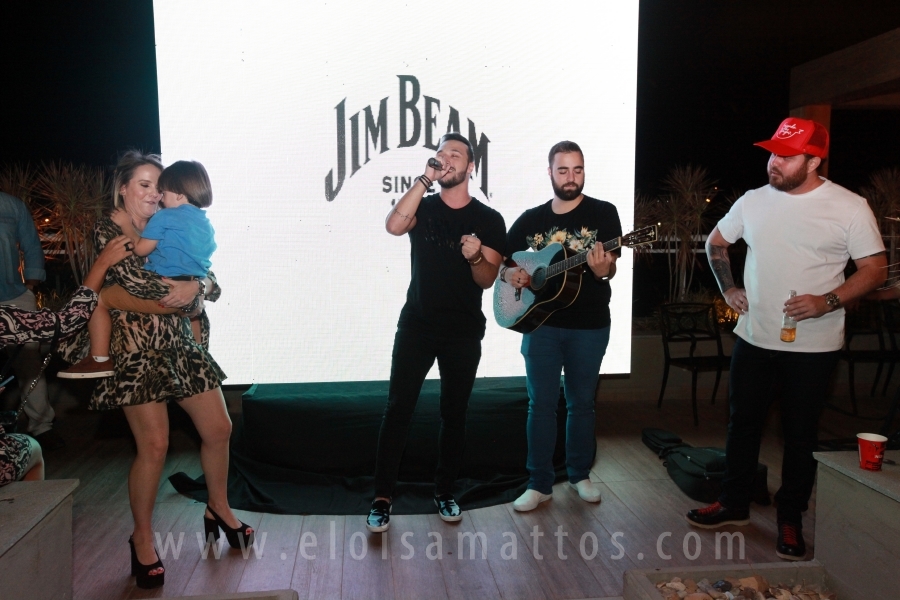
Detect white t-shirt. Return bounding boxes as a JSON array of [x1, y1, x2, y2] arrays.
[[717, 178, 884, 352]]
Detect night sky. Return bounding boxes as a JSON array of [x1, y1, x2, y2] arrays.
[[3, 0, 900, 197]]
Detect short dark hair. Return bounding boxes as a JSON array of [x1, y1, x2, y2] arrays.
[[548, 141, 583, 166], [439, 132, 474, 162], [158, 161, 213, 208], [113, 150, 163, 208]]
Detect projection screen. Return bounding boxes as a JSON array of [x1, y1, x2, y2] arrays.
[[152, 1, 639, 384]]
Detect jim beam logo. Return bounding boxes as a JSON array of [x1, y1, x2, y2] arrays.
[[325, 75, 490, 202]]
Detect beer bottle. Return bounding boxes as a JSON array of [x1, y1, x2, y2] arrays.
[[781, 290, 797, 342]]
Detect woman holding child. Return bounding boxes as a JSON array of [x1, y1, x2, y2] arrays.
[[58, 151, 251, 590]]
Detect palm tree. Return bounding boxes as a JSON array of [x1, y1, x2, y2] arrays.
[[635, 165, 718, 301], [861, 167, 900, 284], [31, 162, 108, 286], [0, 163, 38, 209]]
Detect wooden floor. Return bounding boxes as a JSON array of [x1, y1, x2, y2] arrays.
[[39, 379, 897, 600]]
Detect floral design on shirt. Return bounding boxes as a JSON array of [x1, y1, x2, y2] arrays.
[[526, 226, 597, 253]]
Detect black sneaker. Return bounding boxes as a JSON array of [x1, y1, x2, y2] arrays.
[[434, 494, 462, 522], [775, 521, 806, 561], [366, 499, 391, 533], [686, 501, 750, 528]]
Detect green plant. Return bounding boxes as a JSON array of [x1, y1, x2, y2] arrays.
[[31, 161, 108, 285], [635, 165, 718, 301], [0, 163, 37, 208], [861, 167, 900, 285]]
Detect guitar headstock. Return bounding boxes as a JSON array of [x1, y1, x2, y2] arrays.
[[622, 225, 657, 248]]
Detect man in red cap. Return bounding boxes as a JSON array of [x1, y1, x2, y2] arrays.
[[686, 117, 886, 560]]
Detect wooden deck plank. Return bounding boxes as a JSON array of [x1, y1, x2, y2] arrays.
[[606, 478, 776, 567], [72, 503, 139, 600], [387, 514, 450, 600], [426, 513, 502, 600], [291, 514, 345, 600], [544, 486, 638, 597], [339, 517, 394, 600], [570, 481, 671, 571], [468, 504, 554, 600], [237, 513, 304, 593], [504, 495, 608, 599], [167, 504, 261, 598]]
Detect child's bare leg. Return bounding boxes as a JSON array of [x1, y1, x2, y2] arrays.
[[190, 317, 202, 344], [58, 295, 115, 378], [89, 295, 112, 358]]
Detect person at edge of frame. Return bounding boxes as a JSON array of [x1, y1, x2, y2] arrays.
[[685, 117, 886, 562]]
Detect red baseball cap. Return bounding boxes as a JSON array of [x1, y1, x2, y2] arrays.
[[754, 117, 829, 158]]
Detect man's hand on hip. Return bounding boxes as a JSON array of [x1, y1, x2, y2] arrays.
[[724, 287, 748, 314]]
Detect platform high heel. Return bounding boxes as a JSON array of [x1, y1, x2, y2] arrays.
[[204, 505, 255, 549], [128, 536, 164, 589]]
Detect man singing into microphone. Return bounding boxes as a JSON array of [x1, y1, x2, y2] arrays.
[[366, 132, 507, 532]]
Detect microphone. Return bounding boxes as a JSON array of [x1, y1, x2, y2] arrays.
[[427, 157, 443, 170]]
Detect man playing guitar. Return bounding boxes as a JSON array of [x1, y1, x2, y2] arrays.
[[504, 141, 621, 512]]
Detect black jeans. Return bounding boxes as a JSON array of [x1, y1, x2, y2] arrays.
[[373, 327, 481, 499], [719, 337, 839, 523]]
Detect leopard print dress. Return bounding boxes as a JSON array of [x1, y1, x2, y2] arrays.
[[57, 218, 226, 410], [1, 285, 98, 484]]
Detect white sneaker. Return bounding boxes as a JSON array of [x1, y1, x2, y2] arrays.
[[512, 489, 552, 512], [570, 479, 602, 503]]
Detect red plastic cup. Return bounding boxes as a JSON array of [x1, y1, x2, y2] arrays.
[[857, 433, 888, 471]]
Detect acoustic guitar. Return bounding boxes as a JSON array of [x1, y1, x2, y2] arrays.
[[493, 226, 657, 333]]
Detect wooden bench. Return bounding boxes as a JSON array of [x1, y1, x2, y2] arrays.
[[0, 479, 79, 600]]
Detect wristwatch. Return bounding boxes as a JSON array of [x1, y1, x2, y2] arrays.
[[824, 292, 841, 310], [196, 278, 207, 298]]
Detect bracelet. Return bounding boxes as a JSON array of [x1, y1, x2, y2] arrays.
[[468, 252, 484, 266], [181, 294, 201, 313], [499, 266, 509, 282], [417, 175, 432, 189]]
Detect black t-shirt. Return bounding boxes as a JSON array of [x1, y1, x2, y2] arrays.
[[506, 196, 622, 330], [398, 194, 507, 339]]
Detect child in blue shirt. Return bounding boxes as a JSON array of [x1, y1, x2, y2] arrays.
[[59, 160, 217, 379]]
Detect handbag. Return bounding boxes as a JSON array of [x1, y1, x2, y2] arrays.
[[0, 347, 53, 434]]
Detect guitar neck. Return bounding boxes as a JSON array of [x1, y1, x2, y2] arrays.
[[545, 237, 622, 278]]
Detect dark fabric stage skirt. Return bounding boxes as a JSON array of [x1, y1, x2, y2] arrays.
[[170, 378, 576, 516]]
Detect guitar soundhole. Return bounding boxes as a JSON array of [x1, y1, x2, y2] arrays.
[[531, 267, 547, 290]]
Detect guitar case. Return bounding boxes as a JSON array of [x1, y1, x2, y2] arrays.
[[641, 428, 770, 506]]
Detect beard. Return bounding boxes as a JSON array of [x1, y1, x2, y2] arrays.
[[438, 168, 468, 190], [768, 164, 808, 192], [552, 180, 584, 201]]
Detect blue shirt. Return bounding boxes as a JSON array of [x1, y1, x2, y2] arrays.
[[0, 192, 45, 302], [141, 204, 216, 277]]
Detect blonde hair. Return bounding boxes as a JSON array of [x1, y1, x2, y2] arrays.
[[112, 150, 163, 208]]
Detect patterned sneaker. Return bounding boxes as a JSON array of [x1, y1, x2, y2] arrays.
[[775, 521, 806, 560], [434, 494, 462, 522], [366, 499, 391, 533], [57, 356, 114, 379], [685, 501, 750, 528]]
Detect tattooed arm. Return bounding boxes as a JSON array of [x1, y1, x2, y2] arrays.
[[707, 227, 748, 314]]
